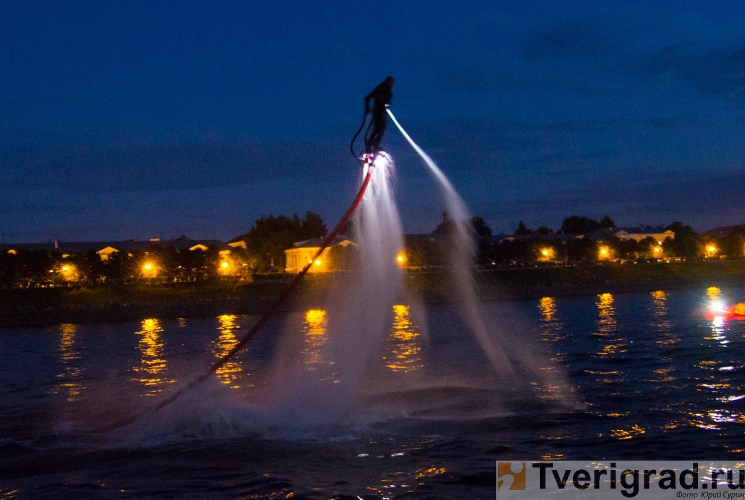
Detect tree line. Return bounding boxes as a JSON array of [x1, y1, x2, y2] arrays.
[[0, 244, 250, 288], [375, 214, 743, 268], [2, 212, 743, 287], [0, 211, 328, 288], [477, 217, 743, 266]]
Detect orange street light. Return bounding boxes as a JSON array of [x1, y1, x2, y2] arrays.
[[538, 247, 554, 262], [59, 264, 77, 281], [142, 261, 157, 277], [219, 260, 232, 275]]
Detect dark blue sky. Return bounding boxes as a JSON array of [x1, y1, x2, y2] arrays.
[[2, 1, 744, 242]]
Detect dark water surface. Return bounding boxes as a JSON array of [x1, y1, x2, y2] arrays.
[[2, 286, 745, 499]]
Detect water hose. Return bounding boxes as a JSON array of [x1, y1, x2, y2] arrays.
[[97, 169, 374, 432], [350, 109, 370, 166]]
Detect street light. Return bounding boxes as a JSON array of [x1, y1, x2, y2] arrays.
[[539, 247, 554, 262], [219, 260, 232, 275], [142, 261, 157, 278], [59, 264, 77, 281]]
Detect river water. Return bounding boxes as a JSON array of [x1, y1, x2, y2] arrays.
[[1, 286, 744, 499]]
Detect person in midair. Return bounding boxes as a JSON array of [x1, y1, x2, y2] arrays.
[[364, 76, 394, 155]]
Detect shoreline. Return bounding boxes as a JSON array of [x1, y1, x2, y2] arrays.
[[2, 270, 744, 328]]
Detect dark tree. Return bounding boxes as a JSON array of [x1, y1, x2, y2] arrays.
[[177, 248, 208, 280], [599, 215, 615, 228], [328, 244, 359, 271], [515, 220, 532, 235], [405, 237, 448, 267], [20, 249, 52, 285], [566, 237, 598, 262], [730, 225, 745, 238], [300, 211, 328, 240], [227, 246, 256, 279], [433, 212, 453, 235], [0, 252, 19, 286], [148, 244, 179, 280], [102, 250, 133, 283], [606, 236, 642, 261], [490, 238, 535, 264], [665, 222, 700, 258], [560, 216, 601, 235], [637, 236, 659, 259], [717, 233, 745, 257], [470, 216, 492, 236], [84, 250, 106, 283], [536, 225, 553, 235]]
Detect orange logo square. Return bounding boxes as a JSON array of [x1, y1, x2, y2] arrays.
[[497, 462, 526, 490]]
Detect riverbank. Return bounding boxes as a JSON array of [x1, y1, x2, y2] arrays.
[[2, 261, 745, 327]]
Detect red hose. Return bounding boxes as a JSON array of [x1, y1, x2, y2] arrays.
[[97, 169, 374, 432]]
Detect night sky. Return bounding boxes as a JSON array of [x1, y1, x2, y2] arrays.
[[2, 1, 745, 243]]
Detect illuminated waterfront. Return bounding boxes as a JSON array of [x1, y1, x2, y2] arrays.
[[1, 286, 745, 498]]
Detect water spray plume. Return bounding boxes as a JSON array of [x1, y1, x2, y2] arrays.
[[265, 152, 406, 421], [387, 109, 513, 373]]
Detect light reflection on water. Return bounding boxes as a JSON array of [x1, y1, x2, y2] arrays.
[[647, 291, 679, 387], [650, 291, 676, 345], [536, 297, 566, 401], [302, 309, 328, 371], [705, 286, 727, 343], [132, 318, 174, 396], [589, 293, 624, 385], [609, 424, 646, 440], [538, 296, 564, 349], [693, 406, 745, 431], [213, 314, 243, 389], [539, 296, 555, 321], [50, 323, 85, 402], [706, 315, 729, 346], [594, 293, 621, 354], [693, 287, 745, 431], [384, 304, 423, 373]]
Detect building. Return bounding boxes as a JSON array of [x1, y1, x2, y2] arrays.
[[284, 236, 356, 274], [613, 227, 675, 243]]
